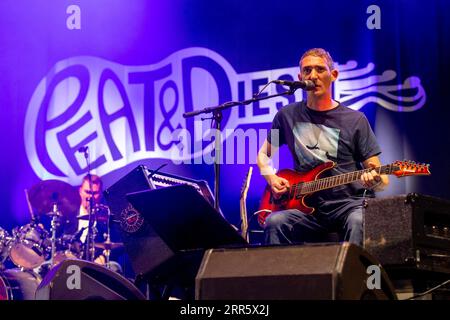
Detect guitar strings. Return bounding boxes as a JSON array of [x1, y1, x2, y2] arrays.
[[291, 165, 391, 196]]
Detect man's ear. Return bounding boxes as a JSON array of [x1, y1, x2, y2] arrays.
[[297, 72, 302, 81], [331, 69, 339, 82]]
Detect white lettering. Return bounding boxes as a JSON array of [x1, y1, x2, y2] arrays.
[[66, 5, 81, 30], [366, 5, 381, 30], [66, 265, 81, 290], [366, 265, 381, 290], [24, 48, 426, 183]]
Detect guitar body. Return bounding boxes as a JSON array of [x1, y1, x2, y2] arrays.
[[258, 162, 335, 226]]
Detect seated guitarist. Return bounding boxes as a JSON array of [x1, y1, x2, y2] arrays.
[[257, 48, 389, 246]]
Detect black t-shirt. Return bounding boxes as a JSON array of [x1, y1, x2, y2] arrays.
[[267, 101, 381, 208]]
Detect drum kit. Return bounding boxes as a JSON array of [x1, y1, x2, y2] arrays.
[[0, 180, 124, 300]]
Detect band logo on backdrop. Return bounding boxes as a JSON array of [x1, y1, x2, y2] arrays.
[[24, 47, 426, 184]]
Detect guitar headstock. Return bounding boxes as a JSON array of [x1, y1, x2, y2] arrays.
[[391, 160, 431, 177], [240, 166, 253, 199]]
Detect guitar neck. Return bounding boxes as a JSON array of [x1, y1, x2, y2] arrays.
[[239, 167, 252, 242], [240, 197, 249, 241], [296, 164, 394, 195]]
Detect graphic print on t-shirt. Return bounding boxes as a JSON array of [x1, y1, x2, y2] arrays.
[[293, 122, 340, 171]]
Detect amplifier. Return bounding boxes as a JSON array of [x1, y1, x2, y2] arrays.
[[364, 193, 450, 273]]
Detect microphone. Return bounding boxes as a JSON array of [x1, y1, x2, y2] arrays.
[[273, 79, 316, 91], [78, 146, 88, 153]]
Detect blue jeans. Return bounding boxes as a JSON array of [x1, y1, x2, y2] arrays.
[[264, 203, 364, 246]]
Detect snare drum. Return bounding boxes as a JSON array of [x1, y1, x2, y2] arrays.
[[9, 224, 50, 269], [0, 268, 41, 300]]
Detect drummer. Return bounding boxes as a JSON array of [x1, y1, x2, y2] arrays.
[[33, 174, 124, 273], [73, 174, 113, 266], [77, 174, 103, 244]]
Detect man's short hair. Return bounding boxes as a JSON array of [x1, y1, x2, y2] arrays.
[[300, 48, 335, 71], [81, 174, 103, 189]]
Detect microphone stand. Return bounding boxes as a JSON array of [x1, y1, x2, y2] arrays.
[[183, 83, 300, 213], [81, 147, 96, 262]]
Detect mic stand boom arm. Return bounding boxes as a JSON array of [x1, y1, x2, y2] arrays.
[[183, 86, 299, 213]]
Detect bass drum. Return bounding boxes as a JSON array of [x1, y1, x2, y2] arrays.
[[0, 268, 41, 300]]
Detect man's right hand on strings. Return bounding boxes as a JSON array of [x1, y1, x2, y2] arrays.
[[267, 175, 290, 199]]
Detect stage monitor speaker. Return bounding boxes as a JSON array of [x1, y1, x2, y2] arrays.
[[196, 242, 397, 300], [35, 259, 146, 300]]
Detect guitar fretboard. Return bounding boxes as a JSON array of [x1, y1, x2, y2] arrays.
[[293, 164, 396, 196]]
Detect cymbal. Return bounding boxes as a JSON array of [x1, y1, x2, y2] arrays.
[[94, 241, 124, 250], [28, 180, 80, 217]]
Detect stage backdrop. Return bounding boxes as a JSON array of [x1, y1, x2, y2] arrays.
[[0, 0, 449, 232]]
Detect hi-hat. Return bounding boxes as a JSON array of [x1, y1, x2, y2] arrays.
[[28, 180, 80, 217], [94, 241, 124, 250]]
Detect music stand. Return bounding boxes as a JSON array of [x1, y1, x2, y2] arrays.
[[125, 184, 247, 299]]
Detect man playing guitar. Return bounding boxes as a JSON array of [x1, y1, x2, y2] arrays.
[[257, 48, 389, 246]]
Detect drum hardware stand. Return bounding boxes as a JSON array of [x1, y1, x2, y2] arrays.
[[84, 199, 98, 262], [104, 206, 112, 269], [103, 237, 112, 270], [49, 202, 62, 267], [85, 216, 98, 262]]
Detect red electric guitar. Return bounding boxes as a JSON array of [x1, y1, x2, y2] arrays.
[[258, 160, 431, 227]]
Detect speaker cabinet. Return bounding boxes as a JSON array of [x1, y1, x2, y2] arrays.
[[364, 193, 450, 273], [196, 243, 396, 300], [35, 259, 146, 300]]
